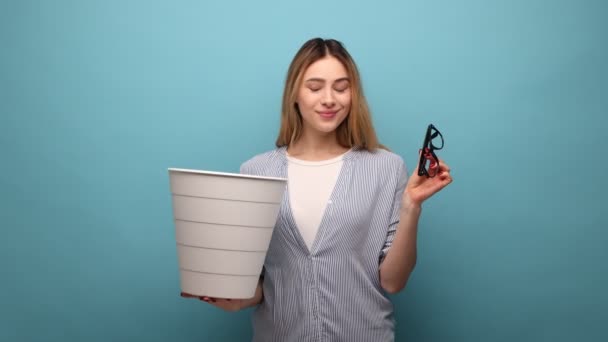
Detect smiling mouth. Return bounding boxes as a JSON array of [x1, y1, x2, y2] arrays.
[[318, 111, 338, 118]]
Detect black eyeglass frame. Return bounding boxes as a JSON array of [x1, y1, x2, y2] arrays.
[[417, 124, 444, 178]]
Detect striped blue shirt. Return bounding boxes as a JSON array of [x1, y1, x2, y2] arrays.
[[240, 146, 409, 342]]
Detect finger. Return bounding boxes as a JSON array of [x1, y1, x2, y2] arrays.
[[436, 159, 451, 173], [213, 298, 234, 303], [201, 296, 216, 303], [180, 292, 199, 298], [438, 172, 453, 184], [206, 297, 237, 304]]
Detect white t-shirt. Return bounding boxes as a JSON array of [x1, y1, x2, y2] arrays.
[[286, 151, 347, 250]]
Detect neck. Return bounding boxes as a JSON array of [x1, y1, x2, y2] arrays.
[[287, 131, 349, 161]]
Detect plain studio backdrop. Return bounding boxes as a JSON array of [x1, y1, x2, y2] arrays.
[[1, 0, 606, 341]]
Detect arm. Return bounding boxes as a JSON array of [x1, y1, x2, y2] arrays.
[[378, 195, 421, 294], [379, 159, 452, 294]]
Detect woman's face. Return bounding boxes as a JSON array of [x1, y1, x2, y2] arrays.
[[296, 56, 352, 138]]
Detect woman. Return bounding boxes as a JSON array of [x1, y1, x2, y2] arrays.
[[183, 38, 452, 341]]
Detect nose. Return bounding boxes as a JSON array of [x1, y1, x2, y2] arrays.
[[321, 88, 336, 107]]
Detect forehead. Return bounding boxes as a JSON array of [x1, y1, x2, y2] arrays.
[[302, 56, 348, 80]]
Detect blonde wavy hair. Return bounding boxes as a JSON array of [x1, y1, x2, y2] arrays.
[[275, 38, 383, 151]]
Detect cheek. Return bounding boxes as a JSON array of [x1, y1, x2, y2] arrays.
[[296, 91, 317, 109], [339, 93, 352, 110]]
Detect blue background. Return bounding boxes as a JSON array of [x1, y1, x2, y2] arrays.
[[1, 0, 607, 341]]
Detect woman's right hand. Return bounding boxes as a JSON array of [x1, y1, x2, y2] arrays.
[[180, 292, 248, 311], [179, 279, 264, 312]]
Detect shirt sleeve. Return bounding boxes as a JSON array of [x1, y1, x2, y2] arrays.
[[380, 159, 409, 262], [240, 161, 251, 175]]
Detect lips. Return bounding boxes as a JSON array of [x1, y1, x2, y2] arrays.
[[318, 111, 338, 118]]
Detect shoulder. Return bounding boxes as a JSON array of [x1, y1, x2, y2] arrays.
[[240, 147, 286, 177], [351, 148, 406, 173], [350, 148, 409, 189]]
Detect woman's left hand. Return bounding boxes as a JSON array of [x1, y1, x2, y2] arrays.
[[404, 158, 453, 207]]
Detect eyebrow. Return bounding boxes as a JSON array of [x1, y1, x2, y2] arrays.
[[305, 77, 350, 83]]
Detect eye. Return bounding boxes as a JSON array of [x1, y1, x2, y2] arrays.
[[334, 85, 349, 93], [308, 87, 322, 92], [333, 80, 350, 93]]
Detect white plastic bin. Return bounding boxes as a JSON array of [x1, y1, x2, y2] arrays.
[[168, 168, 286, 298]]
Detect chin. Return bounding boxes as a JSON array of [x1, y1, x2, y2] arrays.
[[314, 122, 341, 133]]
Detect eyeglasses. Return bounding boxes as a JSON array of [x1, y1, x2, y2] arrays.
[[417, 124, 444, 178]]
